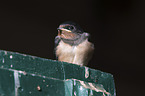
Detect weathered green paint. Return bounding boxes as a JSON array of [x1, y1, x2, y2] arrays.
[[0, 50, 116, 96]]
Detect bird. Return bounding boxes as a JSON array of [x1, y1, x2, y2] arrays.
[[55, 21, 94, 66]]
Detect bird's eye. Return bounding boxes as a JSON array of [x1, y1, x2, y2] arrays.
[[68, 26, 74, 30]]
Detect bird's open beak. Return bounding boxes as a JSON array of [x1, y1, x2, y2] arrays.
[[57, 28, 72, 32]]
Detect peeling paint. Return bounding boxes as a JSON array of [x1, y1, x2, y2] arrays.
[[10, 55, 13, 59], [10, 65, 13, 68], [74, 79, 76, 86], [18, 71, 27, 75], [66, 79, 112, 95], [90, 90, 93, 95], [22, 54, 27, 56], [14, 70, 20, 96], [85, 67, 89, 78], [37, 86, 41, 91], [4, 51, 7, 55], [79, 80, 111, 96], [42, 76, 46, 78], [32, 56, 36, 59], [2, 58, 4, 63], [80, 86, 83, 91], [113, 89, 116, 96], [74, 91, 77, 96], [31, 74, 36, 76]]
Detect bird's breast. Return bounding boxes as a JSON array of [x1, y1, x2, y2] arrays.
[[56, 40, 76, 63], [56, 39, 94, 65]]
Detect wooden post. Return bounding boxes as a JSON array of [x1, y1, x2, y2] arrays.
[[0, 50, 116, 96]]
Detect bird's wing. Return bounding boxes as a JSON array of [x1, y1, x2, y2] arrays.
[[54, 36, 61, 59], [55, 36, 61, 47]]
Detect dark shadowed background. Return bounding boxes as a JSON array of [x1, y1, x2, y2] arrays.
[[0, 0, 144, 95]]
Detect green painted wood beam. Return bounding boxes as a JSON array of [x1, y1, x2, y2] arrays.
[[0, 50, 116, 96]]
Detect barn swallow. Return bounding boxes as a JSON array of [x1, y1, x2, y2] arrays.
[[55, 21, 94, 66]]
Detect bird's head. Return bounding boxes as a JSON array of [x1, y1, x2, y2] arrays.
[[57, 21, 89, 46], [57, 21, 84, 40]]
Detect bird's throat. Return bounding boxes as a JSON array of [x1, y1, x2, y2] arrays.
[[61, 35, 86, 46]]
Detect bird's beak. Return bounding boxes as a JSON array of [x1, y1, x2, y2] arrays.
[[57, 28, 72, 32]]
